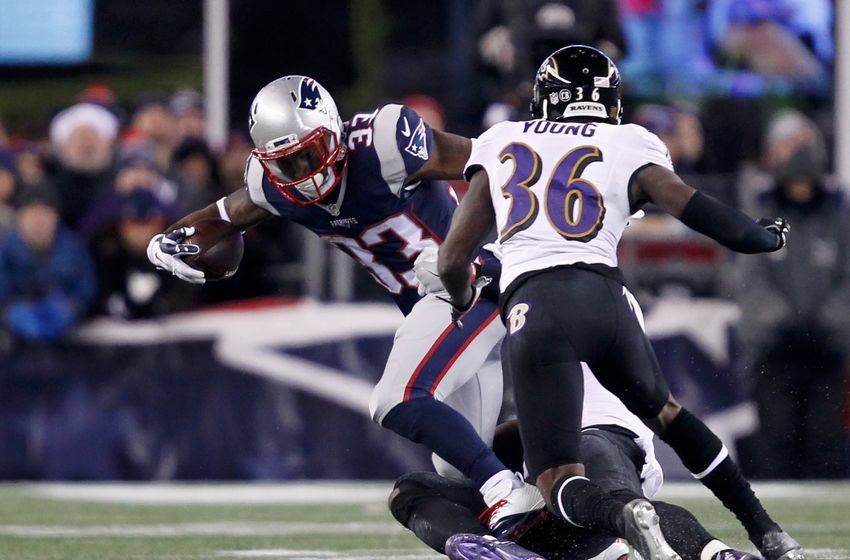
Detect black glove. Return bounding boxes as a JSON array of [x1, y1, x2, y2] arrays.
[[757, 217, 789, 250], [438, 276, 492, 329]]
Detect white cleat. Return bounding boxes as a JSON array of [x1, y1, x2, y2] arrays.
[[481, 475, 546, 532], [621, 499, 681, 560]]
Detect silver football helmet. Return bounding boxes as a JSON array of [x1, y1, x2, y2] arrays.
[[248, 76, 347, 205]]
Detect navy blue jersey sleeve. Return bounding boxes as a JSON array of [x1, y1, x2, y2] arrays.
[[371, 104, 435, 196]]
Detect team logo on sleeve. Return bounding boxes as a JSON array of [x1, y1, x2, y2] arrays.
[[299, 78, 327, 114], [404, 118, 429, 160]]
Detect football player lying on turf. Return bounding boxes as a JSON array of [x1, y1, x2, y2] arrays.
[[146, 75, 543, 528], [389, 365, 758, 560]]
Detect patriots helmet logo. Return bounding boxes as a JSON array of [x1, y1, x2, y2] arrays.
[[299, 78, 327, 113]]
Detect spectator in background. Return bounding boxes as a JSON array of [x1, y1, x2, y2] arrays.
[[128, 95, 176, 172], [708, 0, 831, 95], [13, 141, 47, 190], [46, 103, 119, 229], [77, 82, 121, 113], [79, 151, 179, 240], [761, 109, 827, 173], [170, 136, 221, 212], [632, 103, 705, 173], [170, 89, 206, 143], [736, 109, 827, 205], [0, 117, 8, 149], [619, 0, 716, 96], [0, 150, 18, 234], [92, 189, 198, 319], [219, 131, 253, 195], [0, 185, 96, 345], [473, 0, 626, 123], [735, 145, 850, 479]]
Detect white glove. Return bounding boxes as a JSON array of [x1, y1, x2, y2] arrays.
[[146, 226, 206, 285], [413, 247, 444, 296]]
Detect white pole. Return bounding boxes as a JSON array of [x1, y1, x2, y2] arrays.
[[836, 0, 850, 184], [204, 0, 229, 151]]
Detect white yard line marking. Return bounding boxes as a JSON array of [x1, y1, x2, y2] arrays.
[[22, 481, 850, 506], [655, 482, 850, 501], [27, 482, 393, 505], [0, 521, 405, 538], [806, 549, 850, 560], [781, 523, 850, 534]]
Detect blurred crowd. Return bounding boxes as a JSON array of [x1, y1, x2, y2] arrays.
[[0, 85, 300, 350], [0, 0, 846, 477]]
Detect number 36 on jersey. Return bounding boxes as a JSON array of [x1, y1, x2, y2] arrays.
[[499, 143, 605, 244]]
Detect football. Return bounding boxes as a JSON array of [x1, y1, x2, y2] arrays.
[[183, 218, 244, 281]]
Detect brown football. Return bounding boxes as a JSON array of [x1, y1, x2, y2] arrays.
[[183, 218, 244, 281]]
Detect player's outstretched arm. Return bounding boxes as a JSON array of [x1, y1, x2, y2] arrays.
[[165, 188, 271, 232], [632, 164, 788, 253], [408, 130, 472, 183], [438, 169, 496, 311]]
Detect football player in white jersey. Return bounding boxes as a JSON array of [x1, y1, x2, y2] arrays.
[[438, 45, 801, 560]]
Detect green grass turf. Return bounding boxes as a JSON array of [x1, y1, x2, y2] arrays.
[[0, 483, 847, 559]]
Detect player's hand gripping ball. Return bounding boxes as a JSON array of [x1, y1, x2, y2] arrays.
[[147, 219, 243, 284], [181, 218, 244, 281]]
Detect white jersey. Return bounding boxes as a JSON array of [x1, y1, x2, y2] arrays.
[[465, 120, 673, 291]]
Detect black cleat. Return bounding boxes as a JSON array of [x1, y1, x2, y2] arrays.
[[621, 499, 681, 560], [756, 531, 805, 560]]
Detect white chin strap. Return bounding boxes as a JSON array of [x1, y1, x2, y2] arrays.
[[293, 168, 336, 201]]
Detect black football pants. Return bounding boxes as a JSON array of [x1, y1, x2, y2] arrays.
[[503, 267, 670, 478]]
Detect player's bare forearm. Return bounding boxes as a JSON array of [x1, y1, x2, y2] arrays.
[[409, 130, 472, 182], [165, 205, 219, 232], [165, 188, 271, 233], [438, 169, 496, 306], [633, 164, 782, 253], [224, 187, 272, 229], [440, 248, 474, 307]]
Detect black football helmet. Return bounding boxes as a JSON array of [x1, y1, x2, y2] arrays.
[[530, 45, 622, 124]]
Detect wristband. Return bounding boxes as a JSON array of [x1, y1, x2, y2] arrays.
[[216, 197, 232, 223]]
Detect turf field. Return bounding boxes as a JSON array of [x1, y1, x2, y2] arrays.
[[0, 482, 848, 559]]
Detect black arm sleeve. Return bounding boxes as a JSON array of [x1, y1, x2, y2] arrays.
[[679, 191, 779, 254]]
